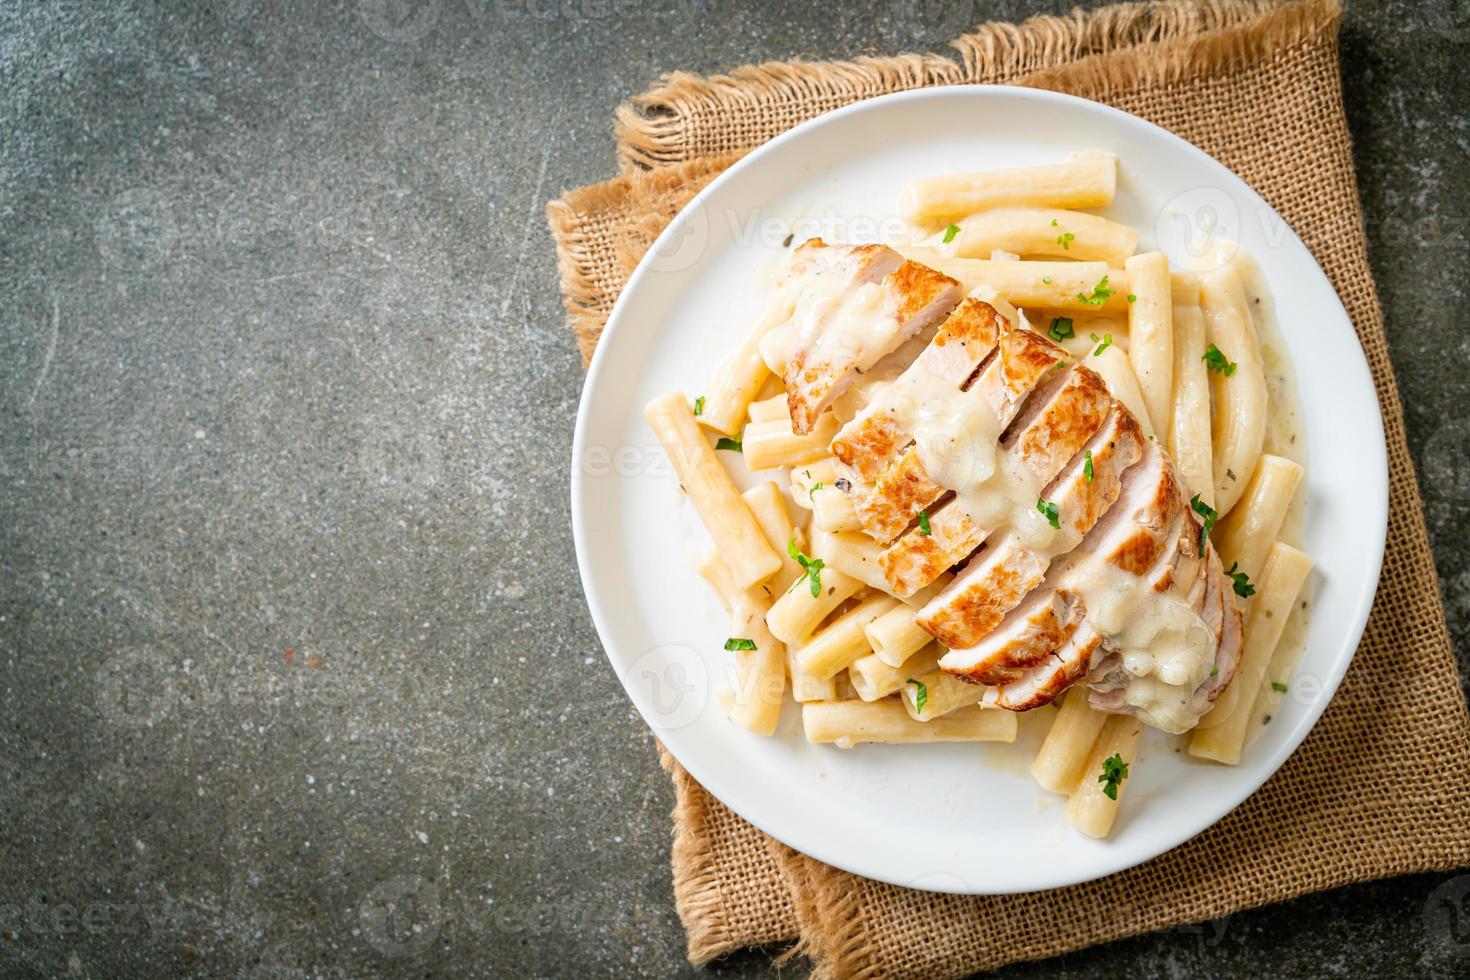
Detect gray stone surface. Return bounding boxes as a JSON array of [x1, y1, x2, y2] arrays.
[[0, 0, 1465, 976]]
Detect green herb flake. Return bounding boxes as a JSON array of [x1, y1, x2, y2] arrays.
[[809, 482, 824, 501], [906, 678, 928, 715], [1090, 332, 1114, 356], [1051, 218, 1059, 227], [1076, 274, 1116, 306], [917, 510, 932, 536], [715, 436, 742, 452], [1042, 276, 1053, 284], [724, 637, 757, 652], [1202, 343, 1239, 377], [1099, 753, 1129, 801], [1083, 449, 1094, 482], [1036, 498, 1061, 530], [942, 223, 961, 244], [1056, 231, 1076, 251], [787, 537, 826, 598], [1048, 316, 1075, 341], [1189, 494, 1218, 557], [1127, 293, 1137, 303], [1210, 665, 1220, 677], [1225, 561, 1256, 598], [1272, 681, 1289, 694]]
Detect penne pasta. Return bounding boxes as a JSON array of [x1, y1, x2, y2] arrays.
[[743, 412, 840, 470], [1168, 271, 1214, 506], [864, 603, 933, 668], [765, 566, 865, 645], [701, 287, 796, 436], [795, 593, 900, 680], [891, 250, 1130, 313], [811, 485, 862, 532], [789, 458, 838, 510], [901, 152, 1117, 224], [1031, 685, 1110, 795], [747, 392, 790, 423], [1199, 263, 1267, 517], [788, 647, 837, 703], [849, 645, 943, 701], [1213, 454, 1304, 588], [947, 207, 1138, 265], [901, 669, 985, 721], [1065, 714, 1143, 838], [1083, 344, 1156, 441], [1124, 252, 1173, 436], [697, 552, 786, 736], [1189, 542, 1314, 764], [645, 392, 782, 589], [742, 482, 808, 595], [803, 699, 1018, 746]]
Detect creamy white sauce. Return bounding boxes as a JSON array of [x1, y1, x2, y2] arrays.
[[1232, 250, 1313, 745]]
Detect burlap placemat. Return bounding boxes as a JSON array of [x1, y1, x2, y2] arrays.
[[547, 2, 1470, 975]]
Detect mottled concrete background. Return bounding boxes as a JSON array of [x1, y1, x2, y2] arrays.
[[0, 0, 1466, 977]]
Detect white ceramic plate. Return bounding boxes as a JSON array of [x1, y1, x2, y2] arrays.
[[571, 86, 1387, 894]]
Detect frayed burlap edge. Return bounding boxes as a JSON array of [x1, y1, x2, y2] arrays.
[[658, 743, 739, 965], [615, 53, 963, 170], [613, 0, 1322, 170], [546, 152, 741, 366]]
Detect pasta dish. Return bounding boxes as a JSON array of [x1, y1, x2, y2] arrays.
[[643, 152, 1312, 839]]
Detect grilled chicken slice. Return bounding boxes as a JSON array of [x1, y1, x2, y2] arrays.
[[905, 365, 1111, 628], [1087, 542, 1244, 730], [829, 297, 1005, 480], [771, 241, 961, 434], [940, 441, 1186, 682], [928, 404, 1145, 679]]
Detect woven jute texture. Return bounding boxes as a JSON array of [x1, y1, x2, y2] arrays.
[[547, 2, 1470, 976]]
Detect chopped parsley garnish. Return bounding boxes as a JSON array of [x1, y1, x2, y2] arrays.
[[809, 482, 824, 501], [906, 678, 928, 714], [1042, 276, 1053, 284], [1225, 561, 1256, 598], [1271, 681, 1289, 693], [1209, 665, 1219, 677], [1090, 332, 1114, 356], [1048, 316, 1074, 341], [942, 223, 961, 244], [1203, 343, 1238, 376], [1076, 274, 1116, 306], [1083, 449, 1094, 482], [1036, 498, 1061, 529], [693, 395, 705, 416], [1099, 753, 1129, 801], [788, 537, 825, 598], [715, 436, 742, 452], [917, 510, 932, 536], [1127, 293, 1137, 303], [724, 637, 757, 651], [1190, 494, 1218, 557], [1056, 231, 1076, 250]]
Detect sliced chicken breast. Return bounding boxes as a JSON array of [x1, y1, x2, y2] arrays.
[[779, 244, 961, 434]]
